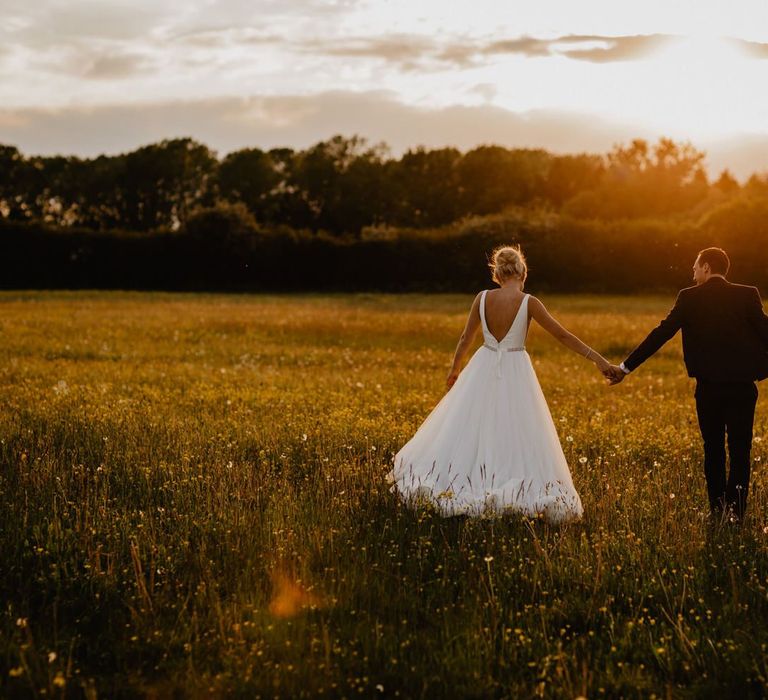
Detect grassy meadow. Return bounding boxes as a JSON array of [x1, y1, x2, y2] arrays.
[[2, 290, 768, 698]]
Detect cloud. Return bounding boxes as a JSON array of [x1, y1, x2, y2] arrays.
[[1, 90, 767, 178], [301, 32, 678, 70], [9, 2, 170, 46], [553, 34, 675, 62], [168, 26, 283, 48], [84, 53, 152, 79], [29, 46, 153, 80], [731, 38, 768, 58], [188, 0, 360, 20], [478, 36, 553, 59], [312, 34, 435, 62], [0, 90, 659, 160]]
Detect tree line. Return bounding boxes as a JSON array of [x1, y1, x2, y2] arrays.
[[1, 135, 759, 235], [2, 134, 768, 293]]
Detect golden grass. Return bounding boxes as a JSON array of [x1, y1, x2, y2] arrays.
[[1, 290, 767, 698]]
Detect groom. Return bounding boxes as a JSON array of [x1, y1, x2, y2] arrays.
[[607, 248, 768, 522]]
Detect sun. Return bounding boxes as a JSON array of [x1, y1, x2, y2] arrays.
[[480, 32, 768, 142], [616, 34, 768, 137], [650, 34, 753, 73], [559, 33, 768, 139]]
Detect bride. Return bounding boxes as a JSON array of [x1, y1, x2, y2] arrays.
[[387, 245, 611, 523]]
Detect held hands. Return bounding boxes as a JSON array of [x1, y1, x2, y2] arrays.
[[605, 365, 627, 385], [593, 354, 611, 376], [595, 362, 627, 385], [587, 350, 627, 385]]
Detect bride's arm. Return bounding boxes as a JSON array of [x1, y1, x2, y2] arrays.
[[528, 296, 611, 373], [446, 292, 482, 388]]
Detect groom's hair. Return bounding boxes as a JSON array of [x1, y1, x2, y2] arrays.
[[697, 247, 730, 275]]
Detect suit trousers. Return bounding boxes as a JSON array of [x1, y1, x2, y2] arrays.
[[694, 379, 758, 519]]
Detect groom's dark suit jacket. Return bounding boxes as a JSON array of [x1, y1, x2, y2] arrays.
[[624, 276, 768, 382]]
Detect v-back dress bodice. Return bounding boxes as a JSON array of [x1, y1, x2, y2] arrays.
[[480, 290, 529, 377], [387, 289, 583, 523], [480, 289, 528, 346]]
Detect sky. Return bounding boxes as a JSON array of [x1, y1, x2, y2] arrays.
[[2, 0, 768, 177]]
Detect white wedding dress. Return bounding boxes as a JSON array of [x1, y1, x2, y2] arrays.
[[387, 291, 583, 524]]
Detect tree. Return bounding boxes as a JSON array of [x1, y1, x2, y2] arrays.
[[566, 137, 709, 219], [714, 169, 740, 195], [0, 145, 30, 221], [543, 154, 605, 206], [456, 146, 552, 216], [289, 135, 389, 234], [118, 138, 218, 230], [389, 147, 463, 227], [218, 148, 280, 221]]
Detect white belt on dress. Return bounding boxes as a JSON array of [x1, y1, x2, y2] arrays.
[[483, 343, 526, 377]]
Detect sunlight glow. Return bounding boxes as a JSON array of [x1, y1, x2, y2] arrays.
[[635, 35, 768, 135], [481, 34, 768, 141]]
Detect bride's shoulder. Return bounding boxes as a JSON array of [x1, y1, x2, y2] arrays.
[[469, 290, 485, 309], [525, 294, 546, 315]]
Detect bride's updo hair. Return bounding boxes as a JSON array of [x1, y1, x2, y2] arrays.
[[488, 245, 527, 285]]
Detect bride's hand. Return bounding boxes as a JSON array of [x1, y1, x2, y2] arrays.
[[593, 355, 611, 375], [446, 368, 460, 390]]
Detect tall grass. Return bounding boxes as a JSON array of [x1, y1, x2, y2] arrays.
[[1, 291, 767, 698]]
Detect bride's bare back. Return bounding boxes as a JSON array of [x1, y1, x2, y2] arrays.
[[483, 288, 529, 344]]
